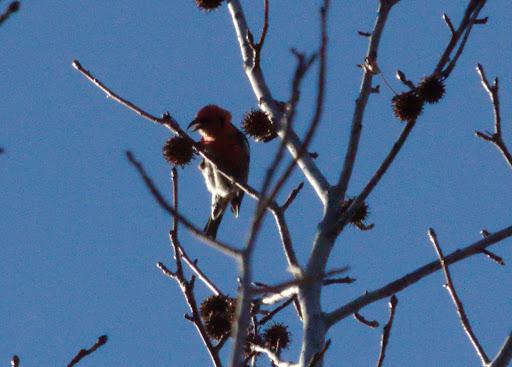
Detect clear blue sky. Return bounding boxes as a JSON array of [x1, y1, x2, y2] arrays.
[[2, 1, 512, 366]]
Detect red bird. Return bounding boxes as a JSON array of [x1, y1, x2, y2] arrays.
[[188, 105, 250, 239]]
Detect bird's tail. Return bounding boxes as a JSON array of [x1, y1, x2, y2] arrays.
[[204, 211, 225, 239]]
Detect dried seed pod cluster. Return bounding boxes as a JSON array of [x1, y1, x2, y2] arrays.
[[241, 108, 277, 143], [392, 91, 424, 123], [199, 294, 237, 340], [195, 0, 223, 12], [417, 76, 446, 104], [162, 136, 196, 168], [262, 323, 291, 352]]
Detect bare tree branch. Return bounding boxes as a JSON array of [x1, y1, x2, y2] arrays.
[[325, 223, 512, 327], [227, 0, 330, 203], [334, 119, 415, 234], [428, 228, 489, 365], [266, 0, 329, 209], [11, 355, 19, 367], [434, 0, 488, 77], [66, 335, 108, 367], [0, 1, 20, 27], [376, 295, 398, 367], [442, 13, 455, 35], [226, 2, 333, 361], [252, 345, 298, 367], [257, 295, 297, 326], [490, 330, 512, 367], [175, 236, 222, 296], [334, 0, 397, 199], [475, 64, 512, 170], [282, 182, 304, 211], [165, 271, 223, 367], [125, 151, 242, 259], [307, 339, 331, 367], [354, 312, 379, 328]]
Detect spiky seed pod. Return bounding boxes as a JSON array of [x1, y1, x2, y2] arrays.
[[341, 197, 370, 225], [195, 0, 223, 12], [162, 136, 195, 168], [241, 108, 277, 143], [262, 323, 291, 352], [392, 91, 424, 122], [199, 295, 236, 340], [244, 330, 264, 358], [417, 76, 445, 104]]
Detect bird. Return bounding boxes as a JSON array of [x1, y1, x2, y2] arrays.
[[188, 105, 250, 239]]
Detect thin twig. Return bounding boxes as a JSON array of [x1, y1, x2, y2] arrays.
[[256, 267, 348, 297], [227, 0, 330, 203], [475, 64, 512, 170], [171, 168, 178, 233], [258, 295, 297, 326], [282, 182, 304, 211], [395, 70, 415, 90], [180, 276, 224, 367], [376, 295, 398, 367], [441, 1, 486, 78], [334, 119, 415, 234], [252, 345, 298, 367], [308, 339, 331, 367], [125, 151, 241, 259], [73, 60, 181, 133], [442, 13, 455, 35], [0, 1, 20, 27], [354, 312, 379, 328], [73, 60, 266, 206], [270, 206, 300, 271], [490, 330, 512, 367], [479, 231, 504, 264], [325, 223, 512, 327], [177, 243, 222, 295], [66, 335, 108, 367], [335, 0, 396, 199], [159, 253, 224, 367], [323, 276, 356, 286], [266, 0, 329, 210], [434, 0, 488, 77], [480, 249, 505, 266], [428, 228, 489, 365]]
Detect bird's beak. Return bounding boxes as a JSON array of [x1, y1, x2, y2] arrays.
[[187, 119, 202, 132]]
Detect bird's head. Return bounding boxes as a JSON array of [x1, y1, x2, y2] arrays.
[[187, 105, 232, 138]]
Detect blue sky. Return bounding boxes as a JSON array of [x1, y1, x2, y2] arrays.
[[2, 1, 512, 366]]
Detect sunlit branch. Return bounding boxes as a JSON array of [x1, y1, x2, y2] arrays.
[[266, 0, 329, 209], [428, 229, 489, 365], [227, 0, 329, 204], [335, 0, 396, 199], [475, 64, 512, 170], [434, 0, 488, 77], [376, 295, 398, 367], [325, 224, 512, 327], [252, 345, 298, 367]]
